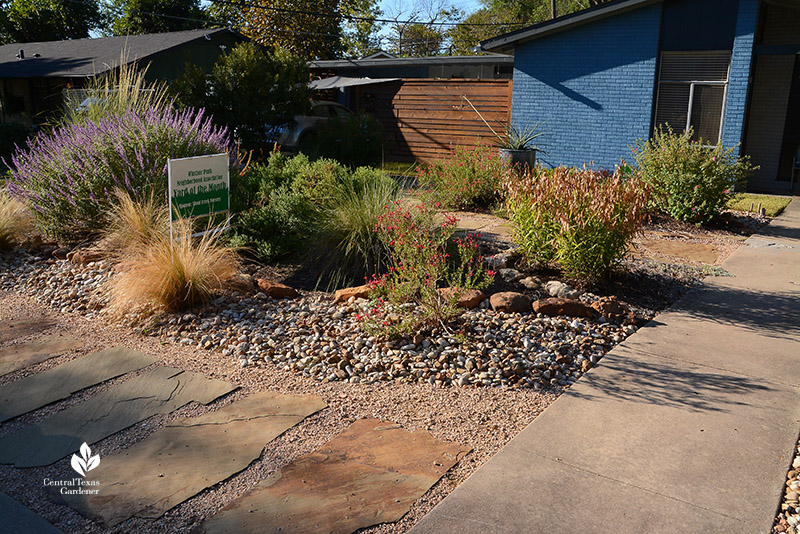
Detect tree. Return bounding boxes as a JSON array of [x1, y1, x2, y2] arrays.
[[339, 0, 382, 58], [384, 0, 460, 57], [449, 0, 613, 55], [219, 0, 343, 61], [171, 42, 312, 149], [103, 0, 206, 35], [0, 0, 102, 44]]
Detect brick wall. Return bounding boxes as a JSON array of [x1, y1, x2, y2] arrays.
[[510, 3, 662, 169], [721, 0, 760, 153]]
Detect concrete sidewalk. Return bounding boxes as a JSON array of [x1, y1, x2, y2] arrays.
[[412, 200, 800, 534]]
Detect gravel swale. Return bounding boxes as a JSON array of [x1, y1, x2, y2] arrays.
[[774, 435, 800, 534], [0, 250, 638, 392]]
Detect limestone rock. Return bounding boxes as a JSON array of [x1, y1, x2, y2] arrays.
[[544, 280, 582, 300], [334, 284, 372, 303], [256, 280, 298, 299], [68, 249, 104, 265], [591, 296, 636, 325], [489, 292, 532, 313], [437, 288, 486, 309], [227, 273, 255, 293], [532, 297, 598, 319]]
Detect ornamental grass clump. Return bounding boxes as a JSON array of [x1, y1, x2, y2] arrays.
[[506, 166, 649, 279], [315, 169, 401, 287], [6, 107, 230, 238], [0, 189, 32, 250], [109, 213, 240, 313], [358, 201, 494, 338], [416, 144, 511, 210], [633, 126, 755, 224], [102, 189, 169, 254]]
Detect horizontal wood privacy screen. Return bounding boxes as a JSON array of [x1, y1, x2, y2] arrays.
[[354, 79, 512, 162]]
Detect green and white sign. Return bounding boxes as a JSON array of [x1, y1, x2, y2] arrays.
[[168, 153, 230, 221]]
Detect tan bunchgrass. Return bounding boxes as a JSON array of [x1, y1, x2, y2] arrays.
[[102, 189, 170, 254], [60, 50, 171, 126], [109, 214, 240, 313], [505, 166, 650, 278], [0, 189, 33, 250]]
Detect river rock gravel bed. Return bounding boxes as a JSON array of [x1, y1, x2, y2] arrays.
[[774, 436, 800, 534], [0, 249, 637, 391]]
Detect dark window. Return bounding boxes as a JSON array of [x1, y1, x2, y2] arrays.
[[654, 51, 730, 144]]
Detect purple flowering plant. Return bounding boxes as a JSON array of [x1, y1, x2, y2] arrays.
[[6, 107, 232, 238]]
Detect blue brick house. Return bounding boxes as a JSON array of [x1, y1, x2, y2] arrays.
[[480, 0, 800, 193]]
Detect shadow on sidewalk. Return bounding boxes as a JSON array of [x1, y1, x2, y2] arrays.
[[678, 286, 800, 341], [571, 356, 772, 412]]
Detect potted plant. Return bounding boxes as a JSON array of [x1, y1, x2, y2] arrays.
[[462, 96, 545, 170], [496, 123, 544, 169]]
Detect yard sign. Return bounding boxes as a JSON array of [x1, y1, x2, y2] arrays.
[[167, 153, 230, 238]]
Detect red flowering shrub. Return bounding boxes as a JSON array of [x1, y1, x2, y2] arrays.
[[357, 201, 494, 338]]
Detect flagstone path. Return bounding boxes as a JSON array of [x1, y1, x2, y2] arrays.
[[0, 347, 157, 423], [0, 317, 469, 533], [0, 491, 62, 534], [202, 419, 469, 534], [0, 317, 56, 343], [61, 391, 327, 526], [0, 365, 236, 467], [0, 334, 83, 376]]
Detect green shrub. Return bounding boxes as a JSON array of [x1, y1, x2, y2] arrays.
[[506, 166, 650, 279], [416, 144, 511, 210], [171, 43, 311, 150], [229, 152, 396, 265], [306, 111, 384, 167], [633, 126, 756, 224]]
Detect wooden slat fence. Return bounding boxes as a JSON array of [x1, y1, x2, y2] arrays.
[[354, 79, 512, 162]]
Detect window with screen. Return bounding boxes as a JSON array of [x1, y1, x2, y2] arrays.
[[654, 52, 731, 144]]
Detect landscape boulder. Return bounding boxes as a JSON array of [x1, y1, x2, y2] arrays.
[[437, 288, 486, 309], [591, 296, 636, 325], [228, 273, 256, 293], [532, 297, 598, 319], [68, 249, 104, 265], [256, 280, 298, 299], [334, 284, 373, 303], [489, 292, 532, 313]]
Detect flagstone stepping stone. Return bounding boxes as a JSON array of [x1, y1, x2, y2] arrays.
[[0, 317, 56, 343], [202, 419, 469, 534], [0, 366, 236, 467], [0, 334, 83, 376], [0, 491, 63, 534], [0, 347, 157, 423], [61, 391, 326, 526]]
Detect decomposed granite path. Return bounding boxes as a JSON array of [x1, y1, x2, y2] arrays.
[[410, 199, 800, 533], [0, 365, 236, 467], [61, 390, 327, 526], [202, 418, 470, 534]]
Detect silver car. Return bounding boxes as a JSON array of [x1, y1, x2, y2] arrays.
[[268, 101, 354, 153]]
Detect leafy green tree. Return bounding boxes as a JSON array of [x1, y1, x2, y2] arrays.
[[339, 0, 382, 58], [171, 42, 312, 149], [103, 0, 206, 35], [448, 8, 520, 55], [0, 0, 102, 44], [219, 0, 342, 60]]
